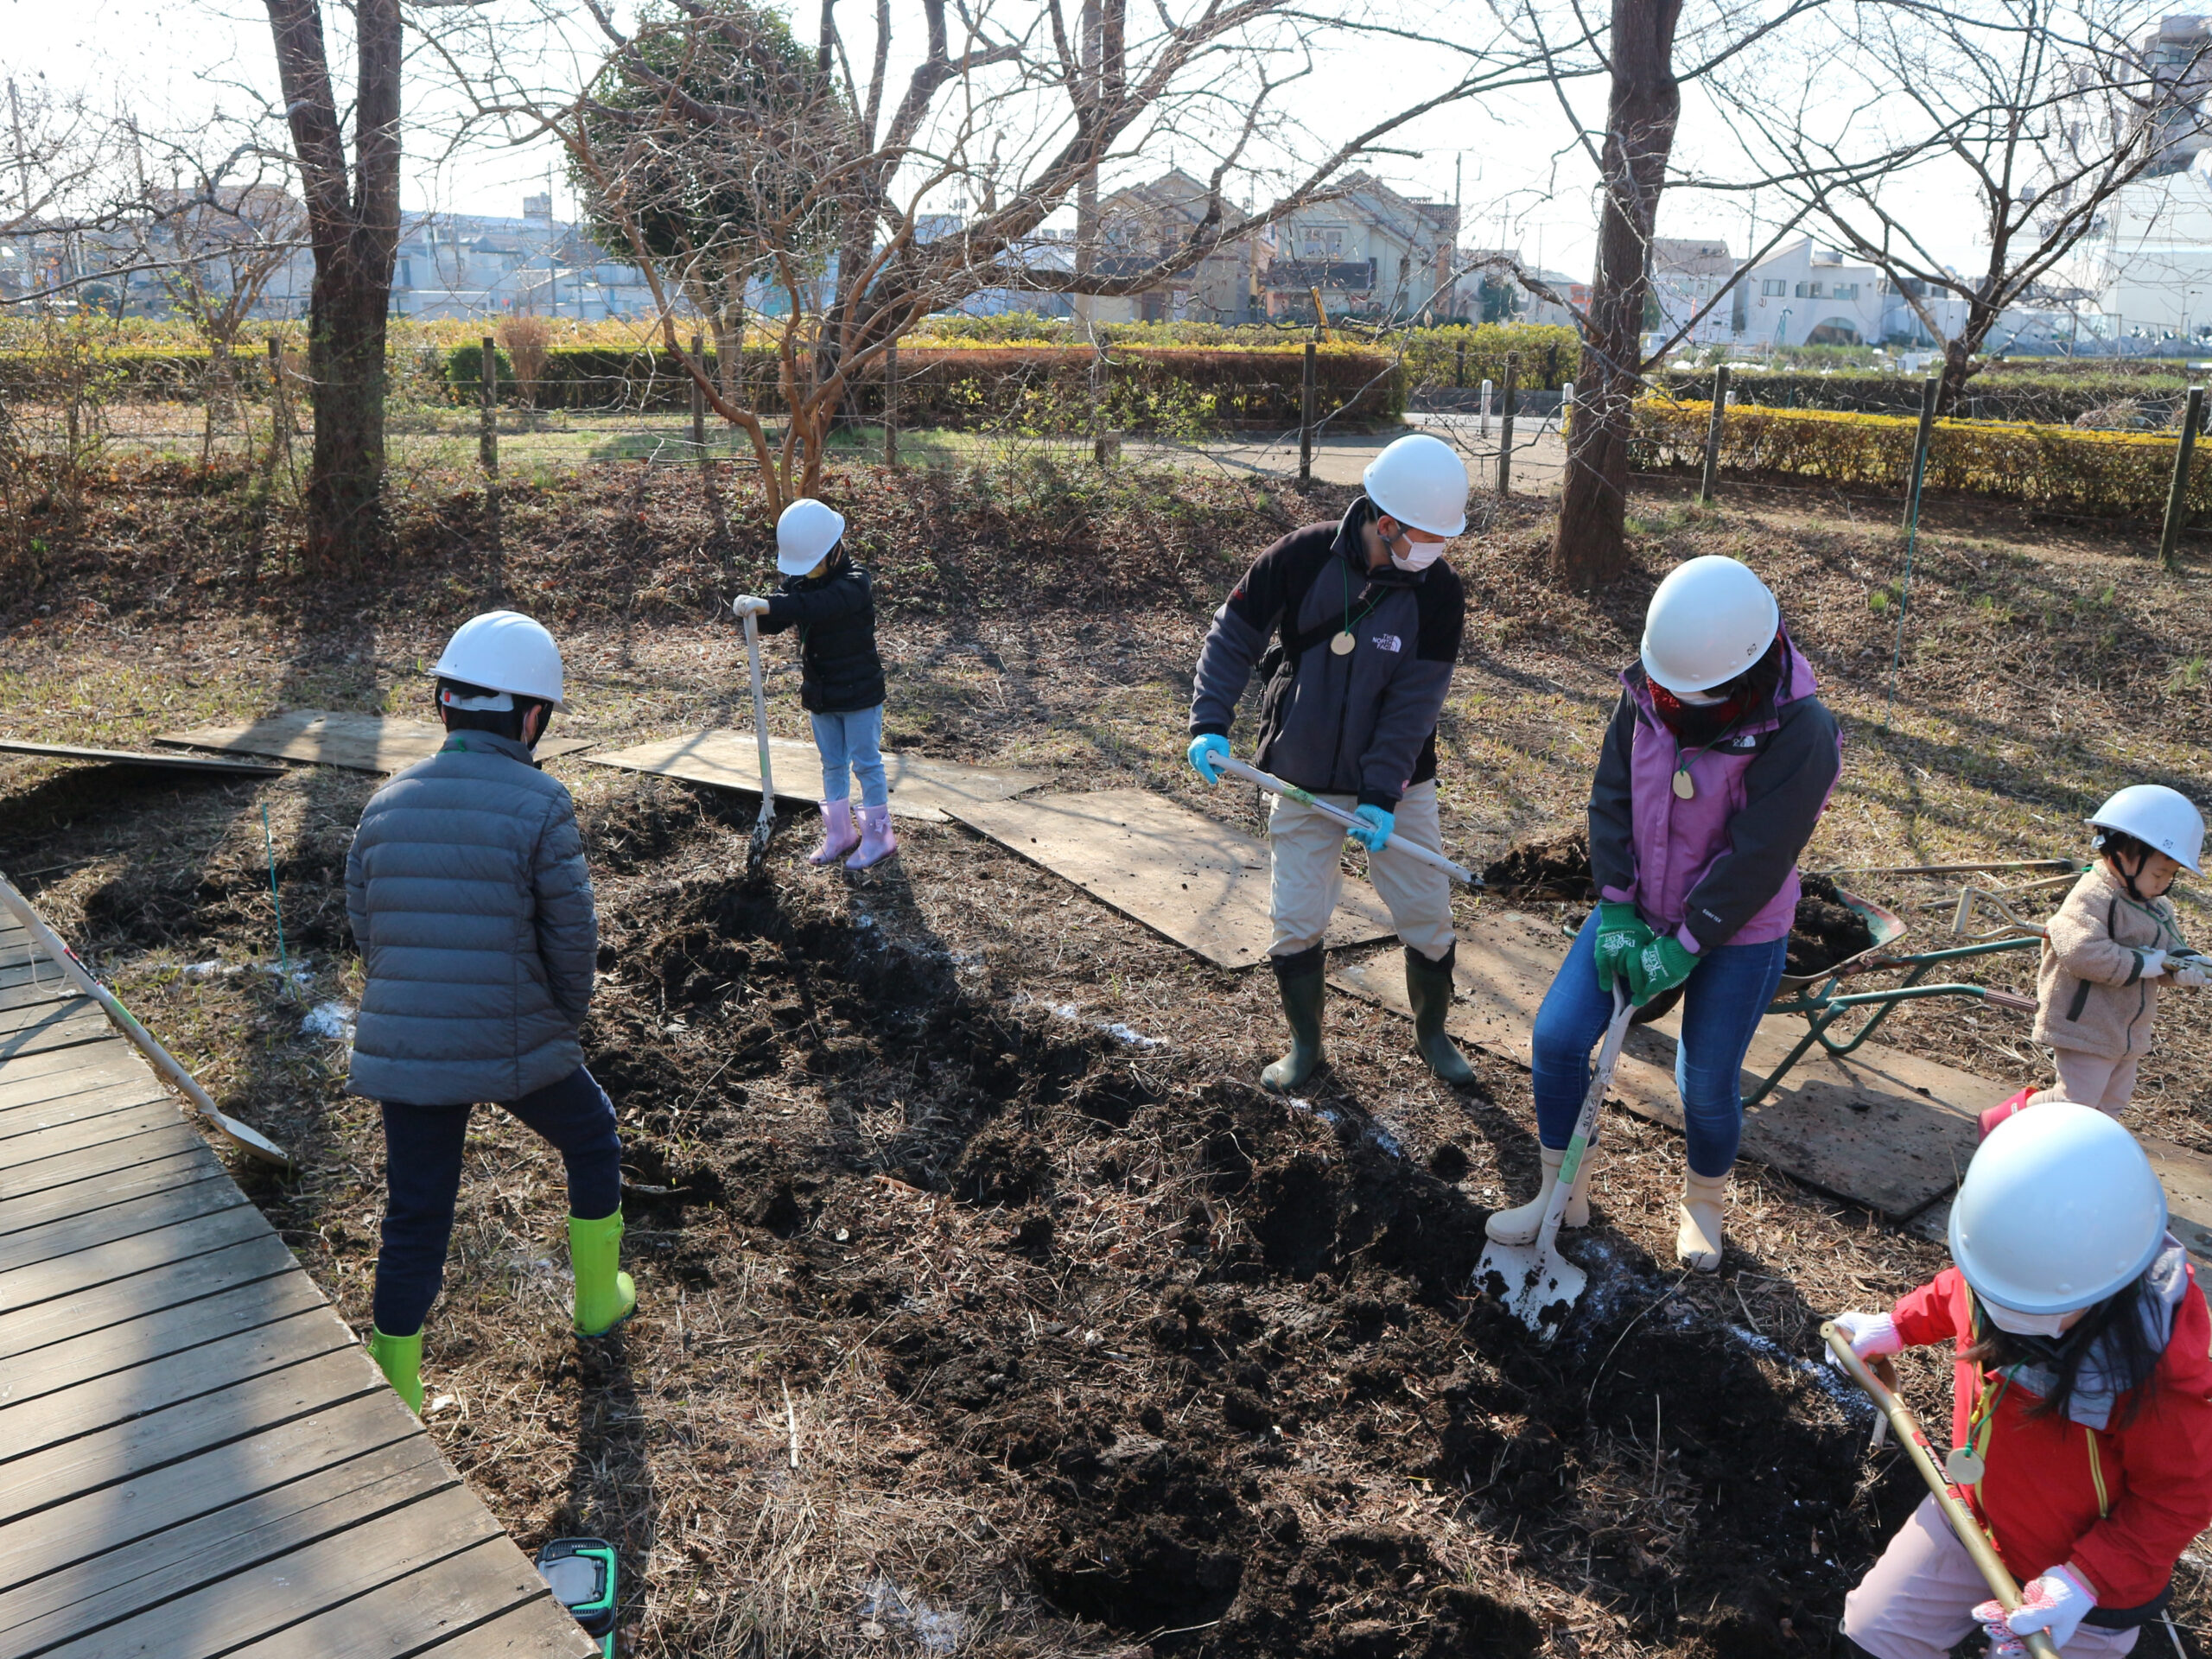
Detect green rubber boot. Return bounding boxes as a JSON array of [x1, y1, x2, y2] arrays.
[[1406, 944, 1477, 1086], [1261, 944, 1327, 1093], [568, 1211, 638, 1338], [366, 1326, 423, 1415]]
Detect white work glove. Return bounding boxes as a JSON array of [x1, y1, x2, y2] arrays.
[[1974, 1564, 2096, 1656], [2173, 963, 2209, 989], [731, 594, 770, 618], [2139, 947, 2170, 980], [1825, 1310, 1902, 1369]]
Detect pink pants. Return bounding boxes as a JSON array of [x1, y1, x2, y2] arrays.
[[2029, 1047, 2139, 1117], [1842, 1496, 2139, 1658]]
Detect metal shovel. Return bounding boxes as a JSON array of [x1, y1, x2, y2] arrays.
[[1478, 983, 1632, 1337], [741, 610, 779, 875]]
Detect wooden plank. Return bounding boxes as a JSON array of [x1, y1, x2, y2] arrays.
[[415, 1594, 601, 1656], [0, 1142, 229, 1239], [0, 1043, 151, 1111], [0, 1079, 173, 1144], [0, 1173, 244, 1277], [0, 1344, 378, 1525], [0, 1008, 118, 1065], [2140, 1137, 2212, 1262], [0, 1248, 321, 1402], [0, 1389, 420, 1593], [0, 1098, 188, 1175], [0, 994, 103, 1037], [229, 1539, 595, 1659], [588, 728, 1046, 823], [0, 740, 283, 779], [0, 963, 81, 1012], [944, 788, 1396, 969], [0, 1306, 354, 1462], [0, 1228, 300, 1365], [36, 1482, 508, 1659], [158, 711, 593, 775], [0, 1118, 206, 1205], [0, 1430, 455, 1653], [1328, 902, 1993, 1220], [0, 1198, 271, 1322]]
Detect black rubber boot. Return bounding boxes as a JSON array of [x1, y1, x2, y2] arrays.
[[1262, 944, 1327, 1093], [1406, 943, 1477, 1085]]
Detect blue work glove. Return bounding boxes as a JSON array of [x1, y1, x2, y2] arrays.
[[1346, 804, 1394, 853], [1627, 934, 1698, 1008], [1187, 734, 1230, 785], [1592, 901, 1653, 995]]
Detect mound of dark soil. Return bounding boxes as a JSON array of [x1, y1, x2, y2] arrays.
[[1481, 830, 1595, 899], [1788, 874, 1878, 978]]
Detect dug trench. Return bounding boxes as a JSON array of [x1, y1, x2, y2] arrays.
[[104, 776, 1910, 1659]]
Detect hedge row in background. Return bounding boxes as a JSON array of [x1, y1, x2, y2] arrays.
[[439, 341, 1405, 429], [1632, 398, 2212, 518], [1655, 369, 2198, 429]]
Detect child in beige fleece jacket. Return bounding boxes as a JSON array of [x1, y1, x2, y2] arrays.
[[2031, 786, 2207, 1115]]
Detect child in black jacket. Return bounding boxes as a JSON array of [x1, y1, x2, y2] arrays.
[[734, 497, 894, 868]]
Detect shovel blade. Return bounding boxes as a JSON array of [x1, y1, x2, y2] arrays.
[[1476, 1237, 1586, 1338]]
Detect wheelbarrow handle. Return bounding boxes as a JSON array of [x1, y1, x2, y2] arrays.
[[1821, 1323, 2063, 1659]]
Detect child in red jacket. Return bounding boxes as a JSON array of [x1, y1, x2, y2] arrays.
[[1830, 1103, 2212, 1658]]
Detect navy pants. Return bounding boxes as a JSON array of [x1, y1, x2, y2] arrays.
[[372, 1065, 623, 1337]]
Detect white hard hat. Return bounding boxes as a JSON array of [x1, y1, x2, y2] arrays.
[[777, 498, 846, 575], [1949, 1103, 2168, 1316], [1361, 433, 1468, 538], [2089, 784, 2205, 874], [1640, 556, 1781, 695], [432, 610, 565, 709]]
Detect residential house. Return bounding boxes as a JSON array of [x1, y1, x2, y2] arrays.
[[1649, 238, 1738, 346], [1085, 168, 1267, 323], [1259, 175, 1460, 324], [1732, 237, 1885, 345]]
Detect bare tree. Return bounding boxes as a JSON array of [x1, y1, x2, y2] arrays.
[[1721, 0, 2207, 411], [420, 0, 1574, 512], [263, 0, 402, 566]]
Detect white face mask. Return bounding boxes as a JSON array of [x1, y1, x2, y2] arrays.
[[1982, 1300, 2070, 1338], [1390, 540, 1444, 573]]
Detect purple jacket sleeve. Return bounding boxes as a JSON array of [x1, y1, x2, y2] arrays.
[[1588, 692, 1639, 906]]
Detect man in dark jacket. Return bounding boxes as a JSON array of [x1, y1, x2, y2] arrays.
[[1187, 433, 1473, 1092], [346, 610, 633, 1415]]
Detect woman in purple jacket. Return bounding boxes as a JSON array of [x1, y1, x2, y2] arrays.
[[1486, 556, 1840, 1273]]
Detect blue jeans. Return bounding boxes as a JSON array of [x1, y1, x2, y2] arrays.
[[373, 1065, 622, 1336], [1530, 911, 1788, 1177], [810, 704, 887, 809]]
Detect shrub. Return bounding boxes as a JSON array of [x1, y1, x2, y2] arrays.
[[1655, 369, 2198, 427], [1633, 398, 2212, 518]]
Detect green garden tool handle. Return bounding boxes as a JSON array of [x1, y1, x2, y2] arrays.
[[1217, 754, 1481, 887], [1822, 1322, 2063, 1659]]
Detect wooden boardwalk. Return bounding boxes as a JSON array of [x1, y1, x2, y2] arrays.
[[0, 914, 594, 1658]]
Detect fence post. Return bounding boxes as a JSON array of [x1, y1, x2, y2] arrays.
[[1903, 375, 1938, 531], [1699, 363, 1732, 506], [1495, 356, 1517, 496], [480, 334, 499, 543], [2161, 385, 2205, 570], [1454, 340, 1466, 390], [690, 332, 706, 453], [883, 340, 898, 468], [1299, 341, 1317, 487], [1479, 378, 1492, 438]]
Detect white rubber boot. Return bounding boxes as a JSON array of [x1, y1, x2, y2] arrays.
[[1676, 1168, 1730, 1273], [1484, 1146, 1600, 1244]]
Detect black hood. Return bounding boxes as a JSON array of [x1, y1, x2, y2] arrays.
[[1332, 496, 1433, 589]]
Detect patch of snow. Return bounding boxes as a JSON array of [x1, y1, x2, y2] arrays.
[[1725, 1323, 1875, 1422], [301, 1001, 356, 1044], [1099, 1021, 1164, 1051], [182, 959, 222, 978], [860, 1579, 963, 1653]]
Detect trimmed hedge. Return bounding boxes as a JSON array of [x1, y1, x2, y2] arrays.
[[442, 340, 1405, 428], [1632, 398, 2212, 518], [1655, 369, 2196, 428]]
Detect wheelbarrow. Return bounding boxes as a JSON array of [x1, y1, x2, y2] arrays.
[[1739, 887, 2041, 1107]]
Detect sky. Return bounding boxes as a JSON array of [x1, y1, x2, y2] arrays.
[[2, 0, 1999, 282]]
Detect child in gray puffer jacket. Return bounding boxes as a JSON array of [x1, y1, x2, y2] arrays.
[[344, 610, 634, 1416]]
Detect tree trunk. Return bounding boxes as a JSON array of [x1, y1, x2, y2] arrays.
[[1549, 0, 1683, 587], [265, 0, 401, 569]]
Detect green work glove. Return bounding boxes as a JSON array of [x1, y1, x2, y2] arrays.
[[1628, 934, 1698, 1008], [1592, 901, 1654, 995]]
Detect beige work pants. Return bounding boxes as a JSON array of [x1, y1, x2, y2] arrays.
[[1268, 779, 1456, 961], [1842, 1496, 2139, 1659], [2029, 1047, 2140, 1117]]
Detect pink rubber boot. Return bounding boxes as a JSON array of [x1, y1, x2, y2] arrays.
[[846, 804, 897, 869], [810, 799, 860, 865]]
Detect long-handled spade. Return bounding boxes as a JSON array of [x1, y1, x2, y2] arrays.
[[1478, 982, 1632, 1338], [741, 610, 779, 876]]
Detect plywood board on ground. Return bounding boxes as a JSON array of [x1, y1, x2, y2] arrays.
[[0, 740, 282, 778], [1330, 903, 2002, 1220], [158, 710, 593, 774], [588, 728, 1044, 824], [946, 789, 1396, 969]]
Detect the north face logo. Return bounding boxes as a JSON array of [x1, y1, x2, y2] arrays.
[[1371, 633, 1402, 653]]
